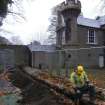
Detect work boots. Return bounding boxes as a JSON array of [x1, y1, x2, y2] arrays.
[[89, 97, 98, 105]]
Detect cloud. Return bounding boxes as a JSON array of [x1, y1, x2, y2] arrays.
[[0, 0, 103, 44]]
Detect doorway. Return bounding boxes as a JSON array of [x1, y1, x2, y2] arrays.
[[99, 56, 104, 68]]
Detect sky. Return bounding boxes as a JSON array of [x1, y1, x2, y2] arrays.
[[0, 0, 104, 45]]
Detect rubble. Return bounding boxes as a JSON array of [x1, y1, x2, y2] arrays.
[[8, 66, 105, 105], [0, 71, 22, 105]]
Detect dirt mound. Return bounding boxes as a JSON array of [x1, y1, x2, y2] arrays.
[[9, 67, 105, 105], [18, 78, 73, 105]]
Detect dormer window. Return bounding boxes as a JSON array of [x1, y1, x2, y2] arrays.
[[88, 29, 96, 44]]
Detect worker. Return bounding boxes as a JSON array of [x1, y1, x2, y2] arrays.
[[70, 65, 96, 104]]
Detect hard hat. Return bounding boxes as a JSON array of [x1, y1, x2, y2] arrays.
[[77, 65, 84, 75], [77, 65, 84, 71]]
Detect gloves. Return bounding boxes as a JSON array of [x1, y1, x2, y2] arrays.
[[86, 80, 90, 84], [73, 86, 81, 94], [85, 80, 90, 86], [86, 80, 94, 87], [76, 90, 81, 94]]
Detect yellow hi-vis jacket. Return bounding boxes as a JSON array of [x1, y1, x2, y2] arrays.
[[70, 71, 89, 88]]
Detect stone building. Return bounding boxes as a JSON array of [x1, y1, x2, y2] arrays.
[[0, 0, 105, 70], [0, 45, 31, 70], [55, 0, 105, 68], [28, 44, 59, 70], [29, 0, 105, 69]]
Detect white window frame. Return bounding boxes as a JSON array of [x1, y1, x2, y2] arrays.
[[87, 29, 97, 44]]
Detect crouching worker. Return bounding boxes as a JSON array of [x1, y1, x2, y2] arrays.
[[70, 65, 96, 104]]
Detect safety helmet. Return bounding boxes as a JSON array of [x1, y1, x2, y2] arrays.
[[77, 65, 84, 75]]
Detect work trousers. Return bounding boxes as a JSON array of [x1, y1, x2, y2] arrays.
[[75, 84, 96, 100]]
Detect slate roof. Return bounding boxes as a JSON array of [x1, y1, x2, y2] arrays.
[[77, 15, 105, 28], [28, 44, 56, 52], [97, 15, 105, 26]]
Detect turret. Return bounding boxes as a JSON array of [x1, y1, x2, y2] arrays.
[[56, 0, 81, 47]]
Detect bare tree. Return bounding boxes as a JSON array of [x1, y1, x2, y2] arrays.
[[47, 9, 57, 45], [30, 40, 41, 45], [0, 36, 11, 45], [0, 0, 27, 26], [93, 0, 105, 16], [100, 0, 105, 11], [0, 0, 13, 25], [0, 0, 29, 44], [10, 36, 23, 45], [101, 0, 105, 16], [0, 0, 13, 17]]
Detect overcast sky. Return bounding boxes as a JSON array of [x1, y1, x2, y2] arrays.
[[0, 0, 104, 45]]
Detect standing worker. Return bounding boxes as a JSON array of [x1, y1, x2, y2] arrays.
[[70, 65, 96, 104]]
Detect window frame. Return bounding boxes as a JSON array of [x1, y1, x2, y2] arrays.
[[87, 29, 97, 44]]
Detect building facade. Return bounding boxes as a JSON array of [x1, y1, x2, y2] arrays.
[[28, 0, 105, 69], [0, 45, 31, 70], [28, 44, 60, 70], [55, 0, 105, 68]]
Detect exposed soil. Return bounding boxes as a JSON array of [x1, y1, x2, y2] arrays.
[[9, 67, 105, 105], [10, 67, 73, 105], [87, 69, 105, 88], [19, 83, 73, 105]]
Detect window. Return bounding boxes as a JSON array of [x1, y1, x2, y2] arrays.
[[65, 18, 71, 42], [68, 54, 71, 58], [88, 29, 96, 44], [88, 53, 91, 57]]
